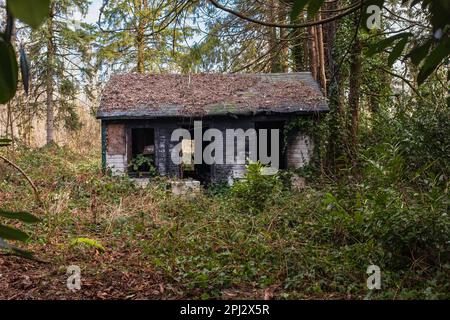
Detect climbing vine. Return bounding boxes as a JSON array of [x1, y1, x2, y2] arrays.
[[283, 116, 323, 179]]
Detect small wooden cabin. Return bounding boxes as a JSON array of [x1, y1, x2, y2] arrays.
[[96, 72, 328, 184]]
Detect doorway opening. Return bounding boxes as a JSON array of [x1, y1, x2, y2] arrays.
[[180, 126, 211, 185], [130, 128, 155, 176]]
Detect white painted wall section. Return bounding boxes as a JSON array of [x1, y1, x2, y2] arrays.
[[106, 154, 127, 176]]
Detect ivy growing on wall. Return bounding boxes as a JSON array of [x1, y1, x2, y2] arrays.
[[283, 116, 324, 179]]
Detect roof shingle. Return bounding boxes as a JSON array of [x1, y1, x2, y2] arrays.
[[97, 72, 328, 119]]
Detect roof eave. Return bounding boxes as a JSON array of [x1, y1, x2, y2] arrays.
[[96, 107, 330, 120]]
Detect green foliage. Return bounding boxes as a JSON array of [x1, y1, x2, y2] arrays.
[[316, 145, 449, 270], [0, 0, 449, 298], [7, 0, 51, 29], [0, 0, 50, 104], [1, 142, 448, 298], [129, 154, 157, 177], [0, 38, 18, 103], [291, 0, 325, 20], [290, 0, 450, 85], [205, 181, 231, 197], [417, 38, 450, 84], [97, 0, 197, 74], [283, 117, 317, 139], [0, 139, 41, 258], [364, 1, 450, 84], [0, 138, 12, 147], [0, 210, 41, 223], [230, 162, 282, 214], [70, 237, 106, 252], [283, 117, 322, 180], [25, 0, 95, 130], [0, 208, 40, 257], [0, 224, 29, 241]]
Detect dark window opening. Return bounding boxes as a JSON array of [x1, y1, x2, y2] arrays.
[[130, 128, 155, 176], [255, 121, 287, 170]]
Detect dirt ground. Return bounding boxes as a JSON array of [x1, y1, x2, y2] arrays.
[[0, 251, 277, 300], [0, 253, 166, 300]]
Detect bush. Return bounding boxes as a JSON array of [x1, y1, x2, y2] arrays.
[[230, 162, 282, 214]]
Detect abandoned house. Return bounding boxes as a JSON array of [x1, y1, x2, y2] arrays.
[[96, 73, 329, 185]]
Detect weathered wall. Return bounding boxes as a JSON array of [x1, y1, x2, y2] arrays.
[[107, 123, 126, 154], [210, 119, 252, 185], [106, 154, 127, 175], [212, 119, 315, 183], [286, 131, 314, 169], [103, 116, 316, 181], [155, 126, 180, 177], [104, 120, 180, 178], [105, 123, 127, 175]]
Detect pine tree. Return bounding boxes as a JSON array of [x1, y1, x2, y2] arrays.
[[97, 0, 196, 75], [27, 0, 95, 144]]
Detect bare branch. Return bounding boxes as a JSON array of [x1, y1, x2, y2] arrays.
[[207, 0, 364, 29]]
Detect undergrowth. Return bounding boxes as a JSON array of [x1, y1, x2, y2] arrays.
[[0, 141, 448, 299]]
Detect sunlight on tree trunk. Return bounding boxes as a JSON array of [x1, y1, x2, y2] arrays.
[[46, 3, 55, 145]]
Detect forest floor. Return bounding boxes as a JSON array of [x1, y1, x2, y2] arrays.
[[0, 146, 290, 300], [0, 145, 448, 300], [0, 214, 274, 300]]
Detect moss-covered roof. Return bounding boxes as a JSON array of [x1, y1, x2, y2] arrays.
[[97, 72, 328, 119]]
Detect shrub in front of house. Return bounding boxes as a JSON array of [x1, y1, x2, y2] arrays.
[[230, 162, 283, 215]]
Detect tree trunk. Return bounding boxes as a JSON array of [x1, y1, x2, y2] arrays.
[[46, 3, 55, 144], [268, 0, 279, 73], [317, 13, 327, 95], [349, 37, 362, 155], [6, 102, 13, 142], [447, 65, 450, 108], [309, 26, 318, 80], [136, 0, 148, 73], [291, 25, 305, 71], [278, 4, 288, 72], [324, 0, 345, 172]]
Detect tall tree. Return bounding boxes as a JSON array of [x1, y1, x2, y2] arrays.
[[27, 0, 95, 144], [97, 0, 196, 75], [187, 0, 294, 73]]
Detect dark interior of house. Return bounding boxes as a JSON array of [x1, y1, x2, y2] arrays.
[[181, 126, 212, 185], [131, 128, 155, 175]]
